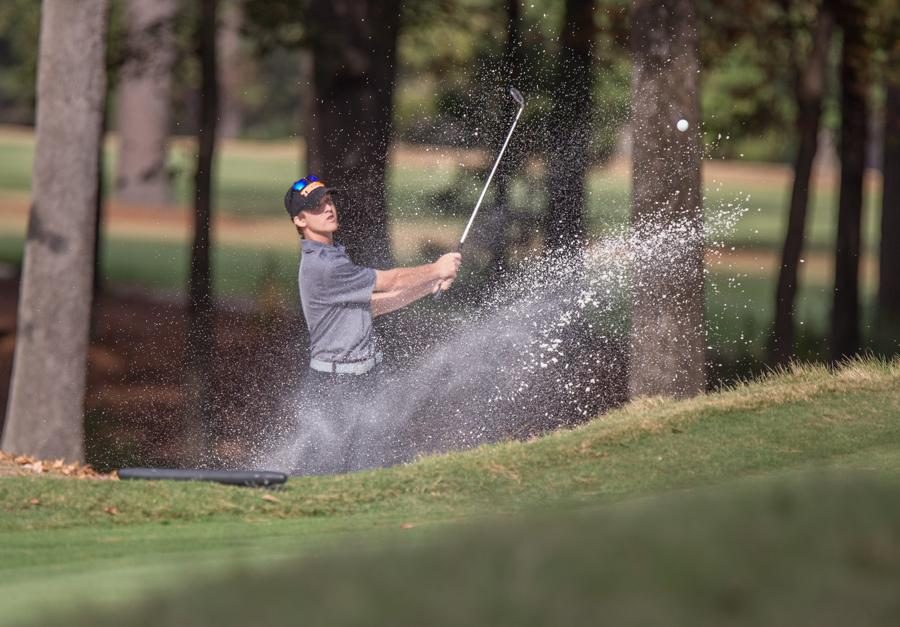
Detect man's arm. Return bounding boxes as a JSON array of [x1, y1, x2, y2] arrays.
[[373, 253, 460, 293], [370, 253, 460, 317], [371, 280, 450, 317]]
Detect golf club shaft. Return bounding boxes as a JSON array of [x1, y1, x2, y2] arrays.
[[434, 91, 524, 301], [459, 104, 524, 247]]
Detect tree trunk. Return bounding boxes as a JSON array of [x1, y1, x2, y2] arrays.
[[2, 0, 108, 461], [544, 0, 596, 250], [218, 0, 244, 139], [114, 0, 178, 206], [488, 0, 524, 274], [94, 107, 108, 300], [831, 1, 870, 361], [306, 0, 401, 268], [186, 0, 219, 464], [771, 9, 833, 366], [629, 0, 705, 398], [877, 64, 900, 351]]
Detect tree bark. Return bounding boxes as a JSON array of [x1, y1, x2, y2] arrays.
[[544, 0, 597, 250], [114, 0, 178, 206], [831, 0, 870, 361], [306, 0, 401, 268], [186, 0, 219, 464], [877, 64, 900, 351], [771, 9, 833, 366], [94, 107, 108, 300], [629, 0, 705, 398], [218, 0, 244, 139], [2, 0, 108, 461]]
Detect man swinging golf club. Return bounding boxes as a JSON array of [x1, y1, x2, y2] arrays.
[[287, 175, 461, 374], [285, 175, 460, 472], [286, 87, 522, 473]]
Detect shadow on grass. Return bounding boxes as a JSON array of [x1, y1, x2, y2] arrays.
[[26, 471, 900, 627]]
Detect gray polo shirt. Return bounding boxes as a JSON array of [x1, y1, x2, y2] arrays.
[[298, 239, 377, 363]]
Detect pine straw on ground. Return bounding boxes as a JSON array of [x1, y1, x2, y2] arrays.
[[0, 451, 115, 480]]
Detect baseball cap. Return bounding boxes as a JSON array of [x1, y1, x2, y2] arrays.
[[284, 175, 339, 218]]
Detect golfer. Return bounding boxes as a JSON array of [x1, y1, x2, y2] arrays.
[[285, 175, 460, 471]]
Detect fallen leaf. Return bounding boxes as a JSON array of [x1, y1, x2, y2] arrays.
[[261, 494, 280, 503], [104, 506, 119, 516], [29, 498, 40, 506], [2, 451, 117, 480], [400, 522, 415, 529], [26, 461, 44, 473]]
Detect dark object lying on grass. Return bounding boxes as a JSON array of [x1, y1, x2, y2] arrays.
[[118, 467, 287, 487]]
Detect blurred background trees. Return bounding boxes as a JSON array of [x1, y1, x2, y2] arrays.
[[114, 0, 179, 206], [0, 0, 897, 463]]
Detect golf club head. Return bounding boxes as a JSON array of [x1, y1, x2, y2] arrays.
[[509, 86, 525, 109]]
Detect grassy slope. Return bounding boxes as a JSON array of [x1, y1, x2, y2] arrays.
[[2, 359, 899, 624], [40, 475, 900, 627]]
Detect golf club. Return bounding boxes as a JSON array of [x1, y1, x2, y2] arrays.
[[435, 86, 526, 299]]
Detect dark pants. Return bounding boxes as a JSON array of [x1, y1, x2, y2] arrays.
[[296, 365, 382, 474]]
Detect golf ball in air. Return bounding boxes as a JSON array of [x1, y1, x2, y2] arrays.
[[676, 119, 689, 132]]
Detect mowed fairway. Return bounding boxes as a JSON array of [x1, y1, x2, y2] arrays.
[[1, 359, 899, 625]]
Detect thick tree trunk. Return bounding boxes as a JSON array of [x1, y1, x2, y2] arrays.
[[629, 0, 705, 398], [186, 0, 219, 464], [94, 108, 108, 300], [771, 9, 833, 366], [114, 0, 178, 206], [877, 68, 900, 351], [2, 0, 108, 461], [306, 0, 400, 268], [544, 0, 596, 250], [831, 2, 869, 361]]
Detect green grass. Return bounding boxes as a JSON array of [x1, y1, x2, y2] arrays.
[[0, 233, 300, 300], [31, 474, 900, 627], [2, 358, 900, 625]]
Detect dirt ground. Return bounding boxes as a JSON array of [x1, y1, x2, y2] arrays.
[[0, 275, 307, 471]]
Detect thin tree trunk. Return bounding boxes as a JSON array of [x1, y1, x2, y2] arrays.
[[831, 1, 870, 361], [771, 9, 833, 366], [544, 0, 596, 250], [306, 0, 400, 268], [186, 0, 219, 464], [114, 0, 178, 206], [90, 105, 108, 345], [488, 0, 524, 274], [299, 51, 313, 171], [218, 0, 244, 139], [2, 0, 108, 461], [877, 66, 900, 351], [629, 0, 705, 398]]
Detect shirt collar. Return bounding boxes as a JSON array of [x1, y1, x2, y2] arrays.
[[302, 239, 344, 255]]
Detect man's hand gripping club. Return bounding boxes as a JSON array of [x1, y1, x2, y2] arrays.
[[370, 252, 461, 317]]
